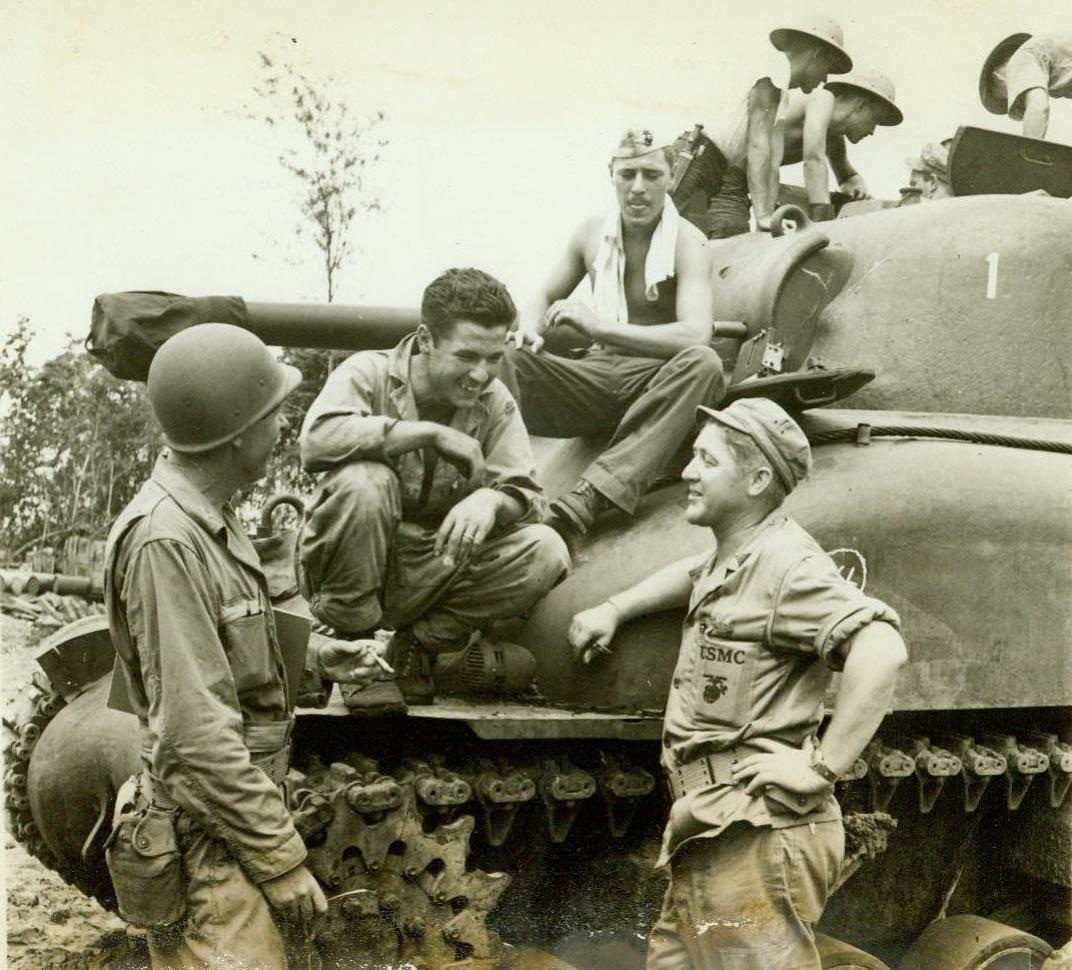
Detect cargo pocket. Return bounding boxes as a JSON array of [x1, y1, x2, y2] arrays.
[[106, 805, 186, 928], [220, 600, 272, 693]]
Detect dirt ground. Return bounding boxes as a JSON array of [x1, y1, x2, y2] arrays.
[[2, 614, 147, 970]]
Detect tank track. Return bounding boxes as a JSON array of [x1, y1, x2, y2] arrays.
[[3, 669, 66, 873], [289, 756, 512, 969]]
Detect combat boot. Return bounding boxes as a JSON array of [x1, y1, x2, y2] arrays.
[[547, 479, 608, 539], [434, 634, 537, 698], [333, 627, 408, 717], [387, 628, 436, 706]]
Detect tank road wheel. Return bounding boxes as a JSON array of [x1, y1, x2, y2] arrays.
[[816, 934, 892, 970], [899, 915, 1052, 970], [293, 760, 512, 969]]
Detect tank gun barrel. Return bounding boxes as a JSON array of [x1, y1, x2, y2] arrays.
[[244, 302, 419, 352]]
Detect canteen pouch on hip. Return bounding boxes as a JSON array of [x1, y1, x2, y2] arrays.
[[105, 775, 186, 928]]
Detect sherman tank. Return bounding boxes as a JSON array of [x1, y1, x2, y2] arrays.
[[5, 132, 1072, 970]]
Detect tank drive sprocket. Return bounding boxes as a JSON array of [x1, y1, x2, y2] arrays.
[[292, 757, 511, 969], [3, 669, 66, 877]]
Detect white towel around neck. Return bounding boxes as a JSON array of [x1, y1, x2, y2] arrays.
[[591, 195, 680, 327]]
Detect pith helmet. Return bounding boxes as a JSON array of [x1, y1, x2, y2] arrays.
[[979, 33, 1032, 114], [826, 69, 904, 126], [147, 323, 301, 453], [770, 16, 853, 75]]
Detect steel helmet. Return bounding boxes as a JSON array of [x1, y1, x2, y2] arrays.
[[770, 16, 853, 75], [147, 323, 302, 453]]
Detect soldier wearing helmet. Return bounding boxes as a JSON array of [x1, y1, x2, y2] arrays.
[[979, 33, 1072, 140], [568, 399, 907, 969], [671, 16, 854, 236], [104, 323, 383, 970], [790, 68, 904, 220]]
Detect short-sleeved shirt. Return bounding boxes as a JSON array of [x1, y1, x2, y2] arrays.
[[300, 333, 545, 526], [657, 514, 901, 866], [105, 453, 306, 884], [1006, 36, 1072, 119]]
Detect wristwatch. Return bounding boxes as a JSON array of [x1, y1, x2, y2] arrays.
[[808, 745, 840, 786]]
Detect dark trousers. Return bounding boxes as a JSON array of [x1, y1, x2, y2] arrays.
[[499, 346, 725, 514], [670, 133, 751, 240]]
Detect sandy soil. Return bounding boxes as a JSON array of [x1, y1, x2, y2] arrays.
[[2, 614, 147, 970]]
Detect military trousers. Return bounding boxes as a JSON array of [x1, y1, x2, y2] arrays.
[[298, 461, 569, 644], [499, 345, 725, 514], [669, 132, 751, 240], [149, 829, 286, 970], [647, 820, 844, 970]]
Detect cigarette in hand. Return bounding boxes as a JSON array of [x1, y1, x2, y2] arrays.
[[363, 646, 394, 674]]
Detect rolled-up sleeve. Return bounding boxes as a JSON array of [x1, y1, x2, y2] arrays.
[[126, 539, 306, 883], [765, 554, 901, 670], [481, 384, 547, 524], [300, 354, 393, 472]]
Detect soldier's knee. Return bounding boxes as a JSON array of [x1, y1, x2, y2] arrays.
[[325, 461, 401, 503], [673, 345, 726, 392], [523, 523, 571, 588], [673, 344, 722, 374]]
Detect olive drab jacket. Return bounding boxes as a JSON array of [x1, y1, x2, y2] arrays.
[[658, 514, 901, 867], [299, 333, 545, 525], [104, 452, 306, 884]]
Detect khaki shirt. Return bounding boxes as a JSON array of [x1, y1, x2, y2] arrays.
[[658, 514, 900, 866], [300, 333, 545, 525], [105, 453, 306, 884], [1007, 36, 1072, 119]]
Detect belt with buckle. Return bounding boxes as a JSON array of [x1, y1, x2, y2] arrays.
[[666, 748, 744, 801], [667, 744, 829, 816]]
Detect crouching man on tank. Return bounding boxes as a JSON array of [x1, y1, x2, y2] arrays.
[[568, 399, 907, 970], [105, 324, 386, 970], [298, 267, 569, 716]]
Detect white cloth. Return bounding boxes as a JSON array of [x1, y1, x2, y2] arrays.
[[1006, 36, 1072, 119], [591, 195, 680, 326]]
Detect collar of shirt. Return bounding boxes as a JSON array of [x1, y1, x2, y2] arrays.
[[150, 452, 264, 578], [686, 513, 788, 620], [385, 332, 494, 440]]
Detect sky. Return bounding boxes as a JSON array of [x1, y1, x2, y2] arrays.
[[3, 0, 1069, 363]]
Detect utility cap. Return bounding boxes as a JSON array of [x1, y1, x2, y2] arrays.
[[826, 68, 904, 126], [906, 141, 950, 178], [611, 128, 671, 161], [697, 398, 812, 493], [148, 323, 301, 453], [979, 33, 1031, 114], [770, 15, 852, 75]]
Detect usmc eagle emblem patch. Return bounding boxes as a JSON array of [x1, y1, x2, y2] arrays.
[[703, 674, 729, 703]]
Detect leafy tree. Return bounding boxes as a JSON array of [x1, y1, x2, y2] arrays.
[[0, 319, 159, 556], [248, 46, 388, 507], [253, 50, 387, 304]]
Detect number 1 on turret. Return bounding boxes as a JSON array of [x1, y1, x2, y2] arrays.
[[986, 253, 1000, 300]]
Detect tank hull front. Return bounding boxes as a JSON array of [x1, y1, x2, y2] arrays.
[[522, 411, 1072, 714]]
